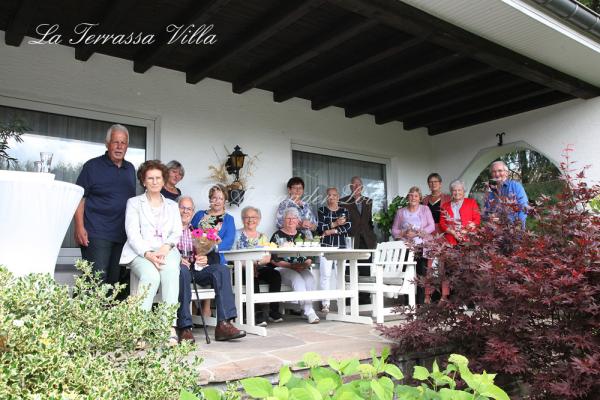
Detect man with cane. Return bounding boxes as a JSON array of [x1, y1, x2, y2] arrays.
[[175, 196, 245, 343]]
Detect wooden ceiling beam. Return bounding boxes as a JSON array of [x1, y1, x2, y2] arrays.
[[4, 0, 38, 46], [404, 84, 555, 130], [232, 17, 377, 94], [312, 53, 463, 111], [369, 66, 496, 123], [427, 92, 573, 135], [133, 0, 232, 73], [74, 0, 140, 61], [371, 73, 523, 123], [186, 0, 321, 84], [327, 0, 600, 99], [273, 35, 426, 103]]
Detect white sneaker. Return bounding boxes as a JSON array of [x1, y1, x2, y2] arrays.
[[307, 312, 320, 324]]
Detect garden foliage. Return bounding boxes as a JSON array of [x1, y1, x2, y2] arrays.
[[0, 260, 202, 399], [380, 149, 600, 399], [181, 348, 509, 400]]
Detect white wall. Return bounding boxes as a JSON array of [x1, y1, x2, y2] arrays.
[[429, 98, 600, 192], [0, 32, 431, 234]]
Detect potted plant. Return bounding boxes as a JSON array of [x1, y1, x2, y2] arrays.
[[0, 119, 27, 169], [373, 195, 408, 240]]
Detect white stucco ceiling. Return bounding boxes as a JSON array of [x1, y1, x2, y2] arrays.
[[400, 0, 600, 87]]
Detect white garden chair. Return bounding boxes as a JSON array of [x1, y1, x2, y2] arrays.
[[353, 240, 417, 323]]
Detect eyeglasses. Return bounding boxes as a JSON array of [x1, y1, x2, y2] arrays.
[[243, 216, 258, 220], [179, 206, 194, 212], [428, 180, 441, 184]]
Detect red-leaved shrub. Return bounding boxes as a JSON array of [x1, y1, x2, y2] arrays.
[[380, 149, 600, 399]]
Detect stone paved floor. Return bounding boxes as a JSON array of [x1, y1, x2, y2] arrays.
[[189, 315, 397, 385]]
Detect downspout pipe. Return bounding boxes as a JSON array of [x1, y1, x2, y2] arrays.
[[532, 0, 600, 38]]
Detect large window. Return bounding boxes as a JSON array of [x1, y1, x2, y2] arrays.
[[0, 102, 153, 258], [292, 149, 387, 215]]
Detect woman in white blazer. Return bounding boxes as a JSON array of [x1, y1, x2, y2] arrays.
[[120, 160, 181, 345]]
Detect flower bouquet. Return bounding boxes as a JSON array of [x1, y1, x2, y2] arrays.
[[190, 227, 221, 256]]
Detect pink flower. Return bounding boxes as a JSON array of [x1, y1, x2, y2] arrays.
[[191, 228, 204, 238]]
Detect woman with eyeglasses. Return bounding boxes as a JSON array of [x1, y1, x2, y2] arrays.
[[234, 206, 283, 326], [316, 187, 351, 313], [269, 207, 319, 324], [190, 185, 236, 265], [120, 160, 181, 346], [422, 173, 451, 233]]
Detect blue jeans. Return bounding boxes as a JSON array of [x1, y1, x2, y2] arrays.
[[80, 238, 125, 285], [177, 263, 237, 328]]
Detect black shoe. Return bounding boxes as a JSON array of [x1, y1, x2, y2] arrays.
[[268, 311, 284, 323], [255, 311, 267, 327]]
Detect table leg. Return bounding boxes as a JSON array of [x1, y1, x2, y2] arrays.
[[233, 260, 244, 323], [245, 259, 255, 328], [348, 258, 359, 318], [336, 257, 346, 317]]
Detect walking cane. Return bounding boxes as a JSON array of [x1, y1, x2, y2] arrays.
[[190, 259, 211, 344]]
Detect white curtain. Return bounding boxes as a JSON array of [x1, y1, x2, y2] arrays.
[[292, 150, 387, 216]]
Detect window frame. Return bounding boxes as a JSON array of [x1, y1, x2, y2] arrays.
[[0, 93, 160, 264]]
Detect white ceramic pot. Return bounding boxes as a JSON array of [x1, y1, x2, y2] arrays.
[[0, 171, 83, 276]]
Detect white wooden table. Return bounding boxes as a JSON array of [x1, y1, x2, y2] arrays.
[[221, 247, 374, 336]]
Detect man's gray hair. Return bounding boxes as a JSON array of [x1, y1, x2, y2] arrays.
[[490, 160, 508, 172], [105, 124, 129, 144], [166, 160, 185, 177], [178, 195, 195, 209], [449, 179, 466, 191], [283, 207, 300, 219], [241, 206, 262, 219]]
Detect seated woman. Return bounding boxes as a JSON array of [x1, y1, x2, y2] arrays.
[[190, 184, 236, 316], [234, 206, 283, 326], [161, 160, 185, 201], [176, 196, 245, 342], [391, 186, 435, 304], [120, 160, 182, 346], [439, 179, 481, 299], [316, 187, 351, 313], [269, 207, 319, 324]]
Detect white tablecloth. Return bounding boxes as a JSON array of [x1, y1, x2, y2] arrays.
[[0, 171, 83, 276]]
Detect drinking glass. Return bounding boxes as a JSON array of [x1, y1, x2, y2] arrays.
[[276, 237, 286, 247], [40, 152, 53, 173], [344, 236, 354, 249], [34, 161, 43, 172]]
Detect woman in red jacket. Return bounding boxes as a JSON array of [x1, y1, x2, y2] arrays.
[[440, 180, 481, 245], [438, 179, 481, 299]]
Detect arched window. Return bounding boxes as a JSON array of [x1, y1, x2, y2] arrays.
[[470, 148, 563, 208]]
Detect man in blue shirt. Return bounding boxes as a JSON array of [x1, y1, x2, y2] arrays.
[[75, 124, 136, 287], [484, 161, 528, 226]]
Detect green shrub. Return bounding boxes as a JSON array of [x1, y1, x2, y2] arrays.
[[374, 196, 408, 240], [0, 260, 202, 399], [182, 348, 509, 400]]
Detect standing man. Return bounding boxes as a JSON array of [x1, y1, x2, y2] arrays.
[[484, 160, 529, 226], [74, 124, 136, 290], [340, 176, 377, 276]]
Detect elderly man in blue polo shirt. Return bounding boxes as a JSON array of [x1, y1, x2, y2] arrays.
[[74, 124, 136, 287], [484, 160, 528, 227]]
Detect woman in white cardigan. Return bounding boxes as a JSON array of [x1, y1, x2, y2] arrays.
[[120, 160, 181, 345]]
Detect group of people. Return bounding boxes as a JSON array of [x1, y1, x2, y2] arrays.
[[74, 124, 379, 345], [75, 123, 529, 346], [390, 165, 528, 303]]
